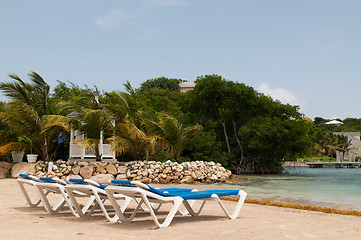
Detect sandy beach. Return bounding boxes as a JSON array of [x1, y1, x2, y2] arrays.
[[1, 179, 360, 240]]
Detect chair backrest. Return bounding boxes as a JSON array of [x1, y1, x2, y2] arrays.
[[110, 180, 179, 196], [68, 178, 107, 189], [111, 180, 150, 189], [39, 177, 68, 185], [18, 174, 39, 181]]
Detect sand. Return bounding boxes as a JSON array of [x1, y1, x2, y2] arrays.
[[1, 179, 360, 240]]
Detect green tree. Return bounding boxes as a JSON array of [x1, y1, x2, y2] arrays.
[[110, 119, 159, 161], [184, 74, 310, 173], [0, 72, 72, 160], [138, 77, 183, 93], [136, 88, 183, 118], [144, 113, 202, 163]]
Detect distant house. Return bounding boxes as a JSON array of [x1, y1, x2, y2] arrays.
[[179, 82, 196, 92], [333, 132, 361, 156]]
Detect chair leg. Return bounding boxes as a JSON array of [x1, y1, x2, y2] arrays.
[[106, 191, 144, 223], [182, 200, 207, 217], [140, 193, 183, 228], [17, 181, 44, 207], [34, 184, 66, 213], [215, 190, 247, 219], [90, 190, 120, 222], [65, 188, 99, 217]]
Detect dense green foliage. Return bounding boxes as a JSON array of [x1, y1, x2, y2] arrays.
[[0, 73, 72, 160], [182, 75, 312, 173], [2, 72, 358, 173], [138, 77, 182, 93]]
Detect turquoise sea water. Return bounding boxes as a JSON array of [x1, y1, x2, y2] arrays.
[[227, 167, 361, 211]]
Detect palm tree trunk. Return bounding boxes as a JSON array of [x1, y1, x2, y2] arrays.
[[41, 138, 49, 161], [175, 150, 181, 163], [95, 144, 101, 161]]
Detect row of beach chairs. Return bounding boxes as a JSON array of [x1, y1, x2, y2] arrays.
[[17, 174, 247, 228]]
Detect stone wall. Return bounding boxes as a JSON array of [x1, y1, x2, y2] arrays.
[[32, 160, 232, 184]]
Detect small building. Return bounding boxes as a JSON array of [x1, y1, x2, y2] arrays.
[[333, 132, 361, 157], [66, 111, 116, 160], [179, 82, 196, 93]]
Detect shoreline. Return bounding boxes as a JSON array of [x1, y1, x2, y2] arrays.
[[223, 197, 361, 217]]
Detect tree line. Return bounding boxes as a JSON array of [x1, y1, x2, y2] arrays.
[[0, 72, 354, 173]]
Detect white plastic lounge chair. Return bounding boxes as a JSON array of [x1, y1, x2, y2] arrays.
[[64, 178, 132, 222], [17, 174, 45, 207], [34, 177, 98, 216], [105, 180, 247, 228]]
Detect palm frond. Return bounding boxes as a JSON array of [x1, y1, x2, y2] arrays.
[[0, 142, 29, 154], [74, 138, 99, 150]]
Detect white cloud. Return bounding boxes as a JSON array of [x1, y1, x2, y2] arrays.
[[257, 83, 304, 107], [143, 0, 188, 8], [95, 8, 140, 29]]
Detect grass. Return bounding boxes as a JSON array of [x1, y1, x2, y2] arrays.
[[301, 156, 341, 162]]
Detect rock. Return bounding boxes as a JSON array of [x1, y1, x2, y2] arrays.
[[46, 171, 55, 177], [53, 165, 59, 172], [0, 168, 7, 179], [79, 166, 94, 179], [129, 173, 137, 179], [36, 171, 45, 177], [166, 175, 172, 183], [72, 166, 80, 175], [67, 174, 82, 180], [11, 162, 36, 178], [159, 178, 168, 184], [0, 161, 12, 170], [96, 163, 106, 174], [61, 167, 70, 175], [78, 162, 89, 167], [163, 166, 171, 174], [180, 176, 194, 184], [90, 174, 114, 184], [117, 166, 127, 174], [133, 175, 142, 180], [66, 160, 74, 166], [116, 174, 127, 180], [159, 173, 167, 179], [56, 160, 66, 165], [140, 170, 148, 177], [0, 162, 12, 179], [106, 163, 117, 175], [139, 178, 151, 184], [35, 164, 43, 171], [55, 172, 63, 177]]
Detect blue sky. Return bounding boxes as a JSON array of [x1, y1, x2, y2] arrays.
[[1, 0, 361, 120]]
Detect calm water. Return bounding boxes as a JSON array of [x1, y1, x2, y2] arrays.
[[222, 167, 361, 211]]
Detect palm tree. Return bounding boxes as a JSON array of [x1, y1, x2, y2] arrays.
[[104, 81, 143, 128], [144, 113, 203, 163], [336, 134, 352, 156], [73, 108, 114, 161], [0, 72, 72, 160], [109, 119, 160, 161]]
